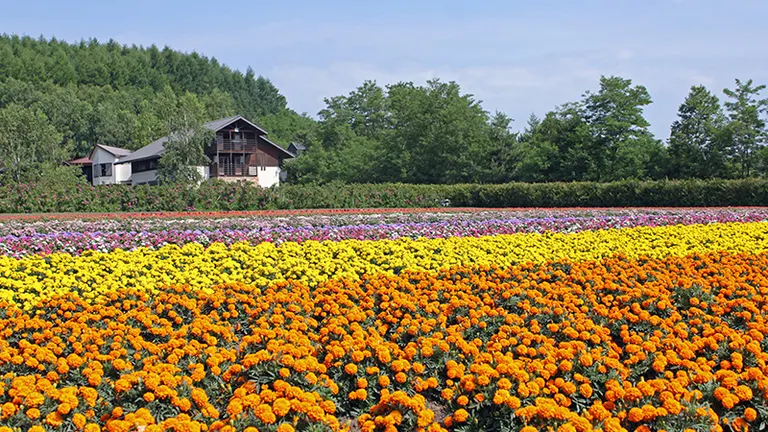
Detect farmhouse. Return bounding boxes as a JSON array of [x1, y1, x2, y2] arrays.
[[87, 115, 294, 187]]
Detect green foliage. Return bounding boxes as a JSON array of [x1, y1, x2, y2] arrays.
[[1, 179, 767, 213], [668, 85, 732, 179], [0, 34, 286, 120], [723, 79, 768, 177], [157, 93, 215, 185], [293, 79, 499, 184], [4, 33, 768, 187], [0, 104, 65, 183], [0, 34, 292, 165]]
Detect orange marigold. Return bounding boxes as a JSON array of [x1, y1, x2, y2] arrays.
[[453, 409, 469, 423]]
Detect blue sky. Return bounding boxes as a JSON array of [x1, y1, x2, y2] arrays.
[[2, 0, 767, 138]]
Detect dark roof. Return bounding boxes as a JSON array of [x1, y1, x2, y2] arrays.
[[116, 115, 293, 164], [115, 136, 169, 164], [289, 143, 307, 151], [203, 115, 268, 134], [262, 136, 297, 158]]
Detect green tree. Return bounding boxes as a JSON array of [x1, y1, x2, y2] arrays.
[[667, 85, 731, 178], [157, 93, 214, 184], [486, 111, 519, 183], [582, 76, 660, 180], [386, 79, 492, 184], [723, 79, 768, 177], [518, 103, 593, 182], [0, 104, 66, 183]]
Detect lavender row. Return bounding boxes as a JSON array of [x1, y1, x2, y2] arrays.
[[1, 209, 767, 258]]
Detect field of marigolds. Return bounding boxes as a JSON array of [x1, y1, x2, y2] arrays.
[[1, 207, 768, 432]]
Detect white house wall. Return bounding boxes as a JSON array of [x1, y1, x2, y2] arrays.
[[115, 164, 130, 184], [91, 148, 129, 185], [197, 166, 210, 181], [258, 166, 281, 188]]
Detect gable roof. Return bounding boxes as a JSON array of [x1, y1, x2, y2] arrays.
[[203, 115, 268, 134], [115, 136, 170, 164], [262, 136, 299, 158], [90, 144, 131, 160], [116, 115, 293, 164]]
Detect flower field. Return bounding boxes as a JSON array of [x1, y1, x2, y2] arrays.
[[0, 209, 767, 431]]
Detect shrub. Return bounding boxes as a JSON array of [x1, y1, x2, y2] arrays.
[[0, 179, 766, 213]]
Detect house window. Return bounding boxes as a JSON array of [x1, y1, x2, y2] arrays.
[[132, 159, 158, 173], [95, 163, 112, 178]]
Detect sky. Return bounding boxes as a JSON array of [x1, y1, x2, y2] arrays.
[[1, 0, 767, 138]]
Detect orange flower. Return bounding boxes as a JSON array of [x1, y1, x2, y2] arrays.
[[744, 407, 757, 422], [277, 424, 295, 432], [454, 409, 469, 423]]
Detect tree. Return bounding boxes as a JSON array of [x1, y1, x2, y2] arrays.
[[0, 104, 65, 183], [157, 93, 214, 184], [518, 103, 593, 182], [486, 111, 519, 183], [386, 79, 492, 184], [582, 76, 661, 180], [723, 79, 768, 177], [667, 85, 731, 178]]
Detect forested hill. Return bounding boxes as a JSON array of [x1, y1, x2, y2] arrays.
[[0, 34, 313, 158]]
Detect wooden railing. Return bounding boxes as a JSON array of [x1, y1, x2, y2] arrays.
[[212, 163, 259, 177], [215, 138, 258, 152]]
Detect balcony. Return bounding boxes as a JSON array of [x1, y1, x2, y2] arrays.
[[215, 138, 258, 152], [212, 163, 259, 177]]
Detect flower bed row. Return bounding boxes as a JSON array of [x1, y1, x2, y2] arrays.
[[0, 251, 766, 431], [1, 208, 767, 258], [1, 221, 767, 310]]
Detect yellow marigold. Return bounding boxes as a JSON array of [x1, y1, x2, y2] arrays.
[[344, 363, 358, 375], [277, 424, 295, 432], [26, 408, 41, 420], [46, 411, 65, 427], [378, 375, 391, 387], [1, 402, 16, 418], [273, 398, 291, 417], [57, 402, 72, 415], [255, 404, 277, 424], [226, 399, 244, 417], [176, 398, 192, 412], [73, 412, 87, 429], [114, 379, 131, 393]]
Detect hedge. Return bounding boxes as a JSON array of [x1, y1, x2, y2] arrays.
[[0, 178, 767, 213]]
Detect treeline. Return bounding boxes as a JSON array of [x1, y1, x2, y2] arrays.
[[286, 77, 768, 184], [2, 179, 767, 213], [0, 34, 313, 182], [1, 34, 767, 187]]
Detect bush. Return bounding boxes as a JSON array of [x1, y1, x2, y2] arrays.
[[0, 179, 766, 213]]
